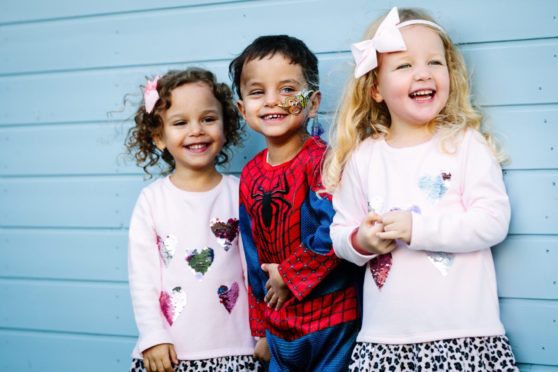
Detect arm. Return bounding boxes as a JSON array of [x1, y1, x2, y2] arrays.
[[239, 203, 268, 337], [330, 146, 392, 266], [128, 192, 173, 353], [409, 131, 511, 253]]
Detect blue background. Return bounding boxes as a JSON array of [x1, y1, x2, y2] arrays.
[[0, 0, 557, 370]]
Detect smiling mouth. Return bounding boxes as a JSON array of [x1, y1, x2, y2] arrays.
[[185, 143, 209, 151], [262, 113, 288, 120], [409, 89, 435, 101]]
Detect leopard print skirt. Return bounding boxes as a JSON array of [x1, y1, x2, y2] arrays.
[[349, 336, 518, 371], [130, 355, 262, 372]]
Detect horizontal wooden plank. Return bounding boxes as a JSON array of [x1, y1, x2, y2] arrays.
[[0, 121, 266, 176], [0, 0, 556, 75], [487, 105, 558, 170], [518, 364, 558, 371], [1, 170, 555, 233], [501, 298, 558, 366], [0, 280, 136, 336], [504, 171, 558, 235], [0, 176, 145, 228], [1, 40, 558, 126], [1, 105, 556, 176], [0, 0, 240, 24], [493, 235, 558, 300], [463, 39, 558, 107], [0, 329, 134, 372], [0, 229, 128, 282]]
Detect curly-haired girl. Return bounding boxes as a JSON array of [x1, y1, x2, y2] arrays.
[[126, 68, 261, 372]]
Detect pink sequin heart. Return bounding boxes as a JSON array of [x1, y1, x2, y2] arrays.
[[217, 282, 239, 313], [369, 253, 392, 289], [159, 287, 186, 326]]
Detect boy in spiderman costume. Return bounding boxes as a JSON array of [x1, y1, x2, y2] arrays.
[[229, 35, 363, 371]]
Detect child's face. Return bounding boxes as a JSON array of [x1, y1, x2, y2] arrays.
[[372, 25, 449, 131], [236, 53, 320, 143], [155, 82, 225, 175]]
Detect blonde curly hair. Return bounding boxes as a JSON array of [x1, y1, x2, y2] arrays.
[[322, 8, 504, 193]]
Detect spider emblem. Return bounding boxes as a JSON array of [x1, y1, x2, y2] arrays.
[[250, 173, 292, 228]]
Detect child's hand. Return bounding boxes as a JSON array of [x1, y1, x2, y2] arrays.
[[377, 210, 412, 244], [262, 263, 292, 310], [254, 337, 271, 362], [142, 343, 178, 372], [355, 212, 396, 254]]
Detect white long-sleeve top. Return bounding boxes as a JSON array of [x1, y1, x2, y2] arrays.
[[331, 129, 511, 344], [128, 175, 255, 359]]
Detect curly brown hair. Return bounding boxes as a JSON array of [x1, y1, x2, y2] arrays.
[[125, 68, 243, 177]]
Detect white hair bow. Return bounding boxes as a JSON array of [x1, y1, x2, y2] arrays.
[[351, 7, 406, 78], [351, 7, 446, 78]]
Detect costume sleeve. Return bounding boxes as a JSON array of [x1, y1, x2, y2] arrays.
[[128, 191, 172, 353], [410, 131, 511, 253], [277, 155, 341, 301], [330, 146, 377, 266], [239, 203, 268, 337]]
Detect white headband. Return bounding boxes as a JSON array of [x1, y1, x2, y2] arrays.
[[351, 7, 446, 78]]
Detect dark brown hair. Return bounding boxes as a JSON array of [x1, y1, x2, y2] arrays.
[[125, 68, 243, 176]]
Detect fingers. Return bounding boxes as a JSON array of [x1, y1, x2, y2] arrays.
[[261, 263, 269, 273], [170, 345, 178, 365], [144, 359, 151, 372], [364, 212, 382, 226]]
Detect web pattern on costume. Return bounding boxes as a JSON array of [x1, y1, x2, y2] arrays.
[[240, 139, 361, 340]]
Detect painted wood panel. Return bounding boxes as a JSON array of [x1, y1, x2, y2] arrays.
[[1, 0, 556, 75], [493, 236, 558, 300], [0, 229, 128, 282], [0, 279, 136, 336], [0, 176, 145, 228], [1, 105, 556, 176], [1, 41, 557, 126], [0, 0, 242, 24], [0, 330, 135, 372], [2, 171, 554, 233], [501, 299, 558, 366], [504, 171, 558, 235]]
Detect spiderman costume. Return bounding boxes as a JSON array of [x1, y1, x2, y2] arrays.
[[240, 137, 363, 370]]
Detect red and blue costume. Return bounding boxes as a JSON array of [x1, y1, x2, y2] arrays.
[[239, 137, 363, 371]]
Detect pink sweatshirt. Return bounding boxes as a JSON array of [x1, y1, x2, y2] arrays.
[[128, 175, 255, 359], [331, 129, 511, 344]]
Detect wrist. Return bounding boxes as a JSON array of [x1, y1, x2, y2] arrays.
[[351, 227, 374, 255]]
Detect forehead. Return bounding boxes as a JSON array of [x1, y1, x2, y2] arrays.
[[399, 25, 445, 53], [240, 53, 305, 86], [165, 82, 221, 115]]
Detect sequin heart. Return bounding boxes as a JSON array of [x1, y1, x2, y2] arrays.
[[159, 286, 186, 326], [185, 247, 214, 280], [217, 281, 240, 313], [426, 252, 455, 276], [418, 172, 451, 201], [210, 218, 239, 252], [157, 234, 177, 267], [369, 252, 392, 289]]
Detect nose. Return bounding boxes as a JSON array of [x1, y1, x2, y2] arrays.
[[414, 65, 432, 81], [264, 91, 280, 107], [188, 121, 205, 136]]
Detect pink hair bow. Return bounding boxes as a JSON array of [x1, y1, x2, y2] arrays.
[[144, 75, 161, 113], [351, 7, 407, 78]]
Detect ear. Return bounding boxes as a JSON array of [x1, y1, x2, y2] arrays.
[[371, 84, 383, 103], [236, 100, 247, 120], [308, 91, 322, 118], [153, 133, 166, 151]]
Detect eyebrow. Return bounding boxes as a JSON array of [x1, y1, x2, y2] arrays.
[[166, 108, 220, 120], [243, 78, 303, 87]]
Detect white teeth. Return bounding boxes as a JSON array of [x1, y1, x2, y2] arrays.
[[411, 90, 434, 97], [264, 114, 283, 120], [188, 144, 206, 150]]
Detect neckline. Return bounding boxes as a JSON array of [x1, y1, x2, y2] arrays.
[[163, 174, 225, 196]]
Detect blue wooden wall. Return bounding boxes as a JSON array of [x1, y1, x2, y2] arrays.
[[0, 1, 557, 371]]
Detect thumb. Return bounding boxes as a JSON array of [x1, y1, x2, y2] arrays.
[[364, 212, 382, 226], [170, 344, 178, 364], [261, 263, 269, 272]]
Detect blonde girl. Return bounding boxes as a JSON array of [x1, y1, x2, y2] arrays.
[[324, 7, 518, 371]]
